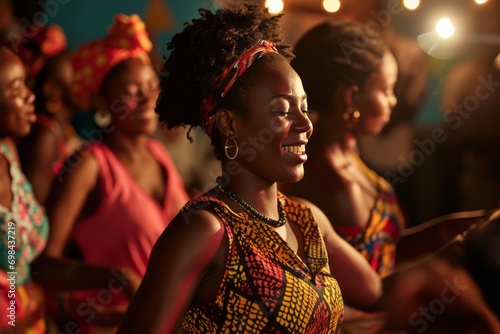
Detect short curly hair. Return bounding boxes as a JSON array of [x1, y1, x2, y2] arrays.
[[291, 19, 385, 113], [156, 3, 294, 159]]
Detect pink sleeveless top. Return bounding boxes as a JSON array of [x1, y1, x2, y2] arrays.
[[71, 140, 189, 277]]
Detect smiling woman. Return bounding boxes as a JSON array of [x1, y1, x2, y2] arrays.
[[30, 14, 188, 334], [0, 46, 48, 333], [117, 3, 382, 334]]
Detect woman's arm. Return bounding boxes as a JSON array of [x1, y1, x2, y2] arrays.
[[117, 209, 226, 334], [291, 196, 382, 310], [32, 150, 139, 293]]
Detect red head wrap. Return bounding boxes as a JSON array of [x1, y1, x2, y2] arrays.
[[71, 14, 153, 109], [11, 24, 67, 81]]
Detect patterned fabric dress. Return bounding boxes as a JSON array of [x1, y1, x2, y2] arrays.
[[0, 142, 49, 333], [180, 192, 344, 333], [335, 155, 405, 278]]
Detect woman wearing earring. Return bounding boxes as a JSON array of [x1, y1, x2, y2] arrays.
[[16, 26, 81, 204], [118, 4, 382, 333], [0, 46, 48, 333], [285, 20, 405, 278], [31, 14, 189, 333]]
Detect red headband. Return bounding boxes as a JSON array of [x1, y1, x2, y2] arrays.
[[199, 40, 279, 137]]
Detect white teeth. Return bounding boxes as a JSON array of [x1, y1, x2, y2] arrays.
[[282, 145, 306, 154]]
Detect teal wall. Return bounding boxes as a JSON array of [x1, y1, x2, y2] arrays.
[[47, 0, 210, 58]]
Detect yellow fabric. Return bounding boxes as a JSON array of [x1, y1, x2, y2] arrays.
[[181, 193, 344, 333]]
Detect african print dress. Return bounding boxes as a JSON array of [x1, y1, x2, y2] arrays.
[[0, 142, 49, 333], [335, 155, 405, 278], [180, 193, 344, 333]]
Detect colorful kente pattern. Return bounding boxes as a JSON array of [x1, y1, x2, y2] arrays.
[[335, 155, 405, 278], [180, 192, 344, 333]]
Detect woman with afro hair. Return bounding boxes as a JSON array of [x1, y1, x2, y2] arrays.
[[118, 3, 381, 333]]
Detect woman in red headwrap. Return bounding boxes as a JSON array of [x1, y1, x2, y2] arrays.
[[31, 14, 188, 333]]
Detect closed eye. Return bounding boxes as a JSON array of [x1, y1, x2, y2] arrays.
[[273, 110, 289, 117]]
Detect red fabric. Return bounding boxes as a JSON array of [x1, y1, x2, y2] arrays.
[[10, 25, 67, 81], [71, 140, 188, 278], [71, 14, 153, 109], [199, 40, 279, 137]]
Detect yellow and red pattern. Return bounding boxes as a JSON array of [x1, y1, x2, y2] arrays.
[[71, 14, 153, 109], [335, 155, 406, 278], [199, 40, 279, 137], [180, 192, 344, 333]]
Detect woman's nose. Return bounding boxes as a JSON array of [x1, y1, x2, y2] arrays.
[[294, 111, 313, 138], [136, 86, 159, 104], [25, 86, 35, 105]]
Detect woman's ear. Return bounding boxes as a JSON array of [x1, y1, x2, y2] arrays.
[[214, 108, 238, 138], [341, 85, 359, 108]]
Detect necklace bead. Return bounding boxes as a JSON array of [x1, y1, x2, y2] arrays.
[[216, 177, 287, 228]]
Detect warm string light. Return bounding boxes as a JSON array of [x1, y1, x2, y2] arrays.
[[323, 0, 341, 13], [403, 0, 420, 10], [436, 18, 455, 39], [265, 0, 284, 14], [474, 0, 488, 4]]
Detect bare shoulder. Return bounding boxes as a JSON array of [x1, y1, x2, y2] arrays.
[[3, 137, 20, 162], [55, 145, 99, 183], [154, 202, 226, 254]]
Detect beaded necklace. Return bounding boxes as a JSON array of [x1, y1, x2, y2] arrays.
[[216, 177, 287, 228]]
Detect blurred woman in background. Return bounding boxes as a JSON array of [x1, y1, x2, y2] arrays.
[[0, 45, 47, 333], [287, 20, 405, 278], [32, 14, 188, 333]]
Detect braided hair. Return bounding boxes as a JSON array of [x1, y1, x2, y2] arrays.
[[156, 3, 294, 158], [291, 19, 385, 113]]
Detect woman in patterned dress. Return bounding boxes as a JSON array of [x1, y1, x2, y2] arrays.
[[0, 45, 48, 333], [118, 4, 381, 333]]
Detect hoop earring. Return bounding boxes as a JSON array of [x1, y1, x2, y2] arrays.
[[94, 109, 112, 127], [342, 107, 360, 130], [224, 138, 239, 160]]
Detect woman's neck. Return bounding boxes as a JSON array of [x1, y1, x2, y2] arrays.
[[218, 164, 280, 222], [103, 130, 150, 159]]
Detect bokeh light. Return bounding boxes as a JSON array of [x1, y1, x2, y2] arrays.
[[436, 18, 455, 39], [323, 0, 341, 13], [265, 0, 284, 14], [403, 0, 420, 11]]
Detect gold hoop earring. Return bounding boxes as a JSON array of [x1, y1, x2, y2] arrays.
[[224, 138, 239, 160], [342, 107, 360, 130], [94, 109, 112, 127]]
